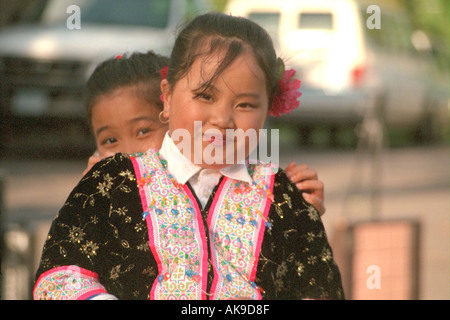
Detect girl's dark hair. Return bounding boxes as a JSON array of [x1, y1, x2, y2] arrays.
[[84, 50, 169, 125], [167, 12, 280, 106]]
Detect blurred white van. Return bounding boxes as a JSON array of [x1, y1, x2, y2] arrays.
[[225, 0, 448, 144]]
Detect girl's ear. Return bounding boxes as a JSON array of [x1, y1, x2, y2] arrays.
[[160, 79, 171, 117]]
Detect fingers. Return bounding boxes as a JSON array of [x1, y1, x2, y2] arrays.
[[284, 161, 297, 172], [82, 167, 92, 177], [286, 163, 326, 216], [285, 163, 318, 184], [82, 155, 107, 176], [302, 193, 326, 216], [295, 180, 324, 199], [296, 180, 325, 216], [103, 151, 116, 157]]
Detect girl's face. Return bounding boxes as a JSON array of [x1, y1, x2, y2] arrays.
[[91, 86, 168, 157], [162, 50, 269, 169]]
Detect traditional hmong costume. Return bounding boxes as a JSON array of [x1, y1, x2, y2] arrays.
[[33, 135, 344, 300]]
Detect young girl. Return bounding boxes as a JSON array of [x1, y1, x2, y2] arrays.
[[33, 14, 343, 299], [84, 51, 326, 214], [82, 51, 169, 176]]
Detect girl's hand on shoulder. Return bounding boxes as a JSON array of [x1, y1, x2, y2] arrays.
[[285, 162, 326, 216], [82, 151, 115, 176]]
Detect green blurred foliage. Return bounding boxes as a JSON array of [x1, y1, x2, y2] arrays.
[[399, 0, 449, 39], [398, 0, 449, 66], [209, 0, 229, 12]]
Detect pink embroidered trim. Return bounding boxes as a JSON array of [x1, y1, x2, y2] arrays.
[[33, 266, 108, 300], [208, 164, 275, 300], [182, 184, 209, 299], [131, 150, 208, 300], [130, 154, 160, 300], [207, 177, 228, 298], [250, 172, 275, 280], [130, 153, 165, 300]]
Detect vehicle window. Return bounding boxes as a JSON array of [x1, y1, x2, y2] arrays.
[[248, 12, 280, 46], [83, 0, 170, 27], [298, 13, 333, 30], [19, 0, 170, 28]]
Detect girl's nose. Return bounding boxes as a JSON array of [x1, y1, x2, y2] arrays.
[[209, 102, 234, 129], [122, 141, 141, 155]]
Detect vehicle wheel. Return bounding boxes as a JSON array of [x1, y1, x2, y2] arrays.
[[326, 125, 359, 149], [413, 112, 435, 144], [328, 126, 339, 148], [296, 125, 313, 147], [413, 96, 437, 144]]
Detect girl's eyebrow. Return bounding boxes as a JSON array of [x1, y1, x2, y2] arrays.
[[235, 92, 262, 100], [95, 125, 110, 137], [95, 116, 156, 136], [192, 83, 217, 94], [193, 82, 261, 100], [129, 115, 157, 123]]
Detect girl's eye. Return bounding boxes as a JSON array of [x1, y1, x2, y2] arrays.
[[103, 137, 117, 145], [194, 92, 213, 102], [138, 128, 150, 136], [237, 102, 255, 109]]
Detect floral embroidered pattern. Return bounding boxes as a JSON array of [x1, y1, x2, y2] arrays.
[[34, 266, 108, 300], [132, 150, 208, 300], [131, 150, 276, 300], [209, 164, 275, 300]]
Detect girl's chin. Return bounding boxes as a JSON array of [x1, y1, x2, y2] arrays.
[[198, 163, 229, 170], [179, 141, 250, 168]]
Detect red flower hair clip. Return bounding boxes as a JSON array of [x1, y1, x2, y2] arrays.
[[159, 66, 168, 102], [160, 66, 168, 80], [269, 59, 302, 117]]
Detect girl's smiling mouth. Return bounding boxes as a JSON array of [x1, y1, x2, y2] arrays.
[[203, 133, 234, 147]]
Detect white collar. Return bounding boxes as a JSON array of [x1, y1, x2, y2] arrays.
[[159, 132, 253, 185]]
